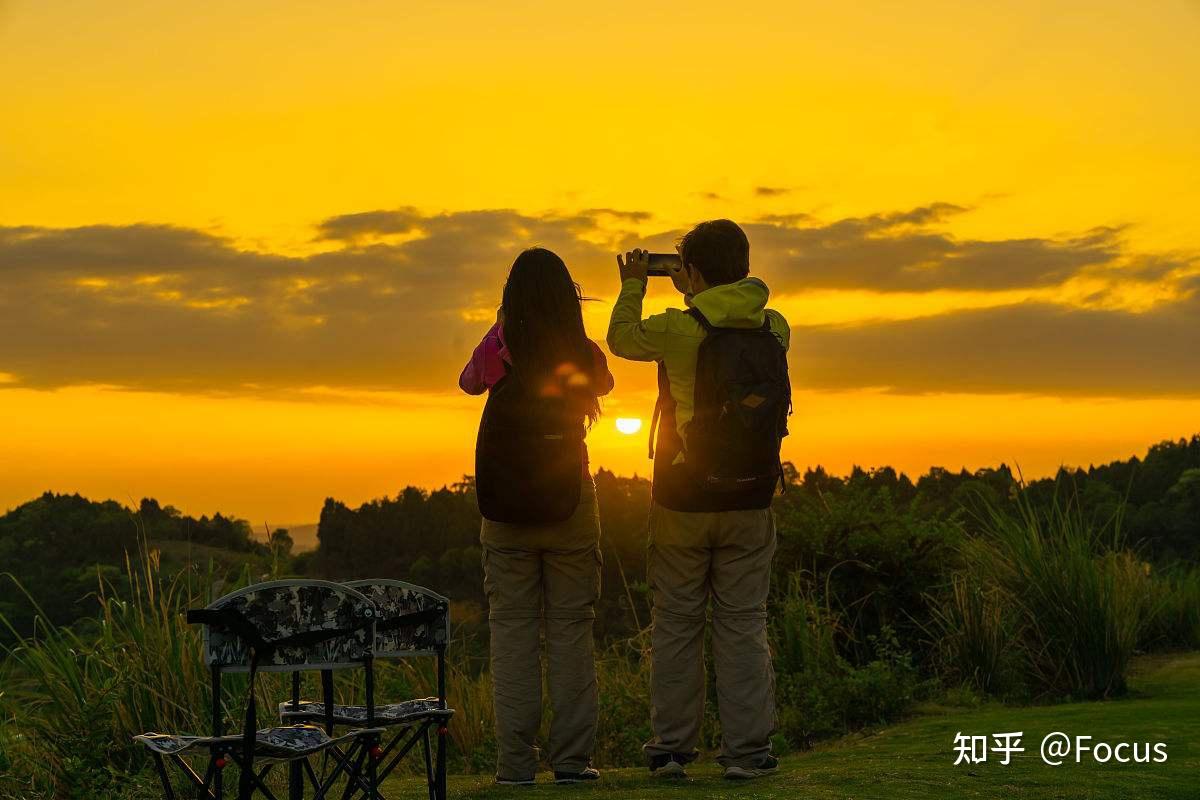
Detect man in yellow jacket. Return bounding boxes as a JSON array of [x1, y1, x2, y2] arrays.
[[608, 220, 789, 781]]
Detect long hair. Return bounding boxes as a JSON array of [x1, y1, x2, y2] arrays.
[[501, 247, 601, 426]]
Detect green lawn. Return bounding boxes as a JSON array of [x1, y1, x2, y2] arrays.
[[382, 654, 1200, 800]]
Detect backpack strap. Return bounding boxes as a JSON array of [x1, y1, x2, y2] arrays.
[[686, 307, 713, 331], [649, 310, 704, 459], [648, 393, 662, 459], [689, 306, 773, 333]]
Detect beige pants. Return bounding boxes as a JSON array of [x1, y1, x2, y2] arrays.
[[643, 501, 777, 768], [480, 480, 602, 779]]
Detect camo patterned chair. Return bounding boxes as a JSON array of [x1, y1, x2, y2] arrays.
[[135, 580, 386, 800], [279, 580, 453, 800]]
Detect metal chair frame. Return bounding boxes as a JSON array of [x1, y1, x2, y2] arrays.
[[280, 579, 453, 800], [136, 579, 387, 800]]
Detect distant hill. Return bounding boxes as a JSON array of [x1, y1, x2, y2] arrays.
[[278, 522, 319, 551]]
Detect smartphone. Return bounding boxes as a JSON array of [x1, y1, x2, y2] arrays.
[[646, 252, 682, 277]]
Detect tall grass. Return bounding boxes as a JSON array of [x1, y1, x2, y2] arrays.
[[0, 540, 287, 796], [1142, 566, 1200, 651], [965, 489, 1158, 698], [928, 572, 1011, 694], [772, 572, 840, 676], [2, 549, 211, 795]]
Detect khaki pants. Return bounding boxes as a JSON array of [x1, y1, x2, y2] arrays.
[[643, 501, 776, 768], [480, 480, 602, 779]]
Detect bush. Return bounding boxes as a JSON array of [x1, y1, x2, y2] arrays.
[[771, 574, 923, 747], [928, 571, 1022, 695], [773, 473, 962, 666], [1141, 566, 1200, 650], [966, 489, 1157, 698]]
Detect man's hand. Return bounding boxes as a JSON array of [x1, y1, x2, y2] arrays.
[[617, 249, 649, 284], [668, 259, 690, 296]]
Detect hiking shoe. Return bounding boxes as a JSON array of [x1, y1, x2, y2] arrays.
[[649, 753, 690, 779], [723, 755, 779, 780], [554, 767, 600, 784], [495, 775, 537, 786]]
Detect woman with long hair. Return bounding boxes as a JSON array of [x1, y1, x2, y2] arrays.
[[459, 247, 613, 785]]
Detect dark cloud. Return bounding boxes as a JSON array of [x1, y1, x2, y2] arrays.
[[577, 208, 653, 223], [744, 205, 1140, 292], [0, 203, 1192, 397], [754, 186, 791, 197], [0, 210, 622, 394], [315, 208, 423, 242], [789, 294, 1200, 396]]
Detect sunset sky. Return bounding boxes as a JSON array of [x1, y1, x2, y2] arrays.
[[2, 1, 1198, 526]]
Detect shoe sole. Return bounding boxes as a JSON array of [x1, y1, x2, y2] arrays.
[[724, 765, 779, 780], [651, 761, 688, 779], [554, 778, 600, 785]]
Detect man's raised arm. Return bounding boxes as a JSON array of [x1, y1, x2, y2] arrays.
[[607, 251, 666, 362]]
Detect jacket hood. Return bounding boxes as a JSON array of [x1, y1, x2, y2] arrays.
[[688, 277, 770, 328]]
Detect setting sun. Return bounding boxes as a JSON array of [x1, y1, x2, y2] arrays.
[[615, 418, 643, 435]]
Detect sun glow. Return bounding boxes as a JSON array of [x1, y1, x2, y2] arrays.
[[615, 417, 643, 435]]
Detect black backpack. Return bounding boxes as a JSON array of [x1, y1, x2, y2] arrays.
[[650, 307, 790, 511], [475, 364, 584, 525]]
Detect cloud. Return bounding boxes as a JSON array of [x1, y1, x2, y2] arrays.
[[789, 292, 1200, 396], [0, 211, 624, 394], [754, 186, 792, 197], [0, 203, 1192, 398], [743, 204, 1151, 293], [315, 208, 424, 242]]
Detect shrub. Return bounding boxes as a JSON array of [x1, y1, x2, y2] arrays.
[[773, 475, 962, 666], [1141, 566, 1200, 650], [967, 489, 1158, 698], [771, 575, 923, 747], [928, 570, 1021, 695]]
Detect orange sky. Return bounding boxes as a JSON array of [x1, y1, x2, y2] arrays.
[[1, 1, 1198, 523]]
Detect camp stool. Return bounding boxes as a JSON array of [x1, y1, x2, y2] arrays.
[[135, 579, 386, 800], [278, 579, 453, 800]]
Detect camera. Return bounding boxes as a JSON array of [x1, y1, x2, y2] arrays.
[[645, 252, 682, 277]]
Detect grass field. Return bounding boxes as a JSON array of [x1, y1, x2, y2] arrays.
[[379, 654, 1200, 800]]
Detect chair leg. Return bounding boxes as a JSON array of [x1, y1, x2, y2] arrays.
[[289, 759, 304, 800], [226, 754, 280, 800], [367, 733, 381, 800], [152, 752, 178, 800], [422, 727, 435, 800], [213, 753, 224, 800], [318, 741, 372, 799], [339, 744, 369, 800], [166, 753, 216, 800], [436, 723, 448, 800]]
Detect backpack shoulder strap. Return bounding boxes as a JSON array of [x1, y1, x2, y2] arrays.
[[686, 306, 714, 332]]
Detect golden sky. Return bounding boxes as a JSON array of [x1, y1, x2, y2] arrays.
[[2, 1, 1198, 524]]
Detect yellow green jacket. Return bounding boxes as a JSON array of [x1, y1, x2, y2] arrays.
[[606, 276, 790, 444]]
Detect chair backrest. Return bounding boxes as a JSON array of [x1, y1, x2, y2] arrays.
[[199, 579, 376, 672], [344, 579, 450, 659]]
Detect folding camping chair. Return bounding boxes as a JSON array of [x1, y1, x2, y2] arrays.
[[135, 579, 386, 800], [279, 579, 454, 800]]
